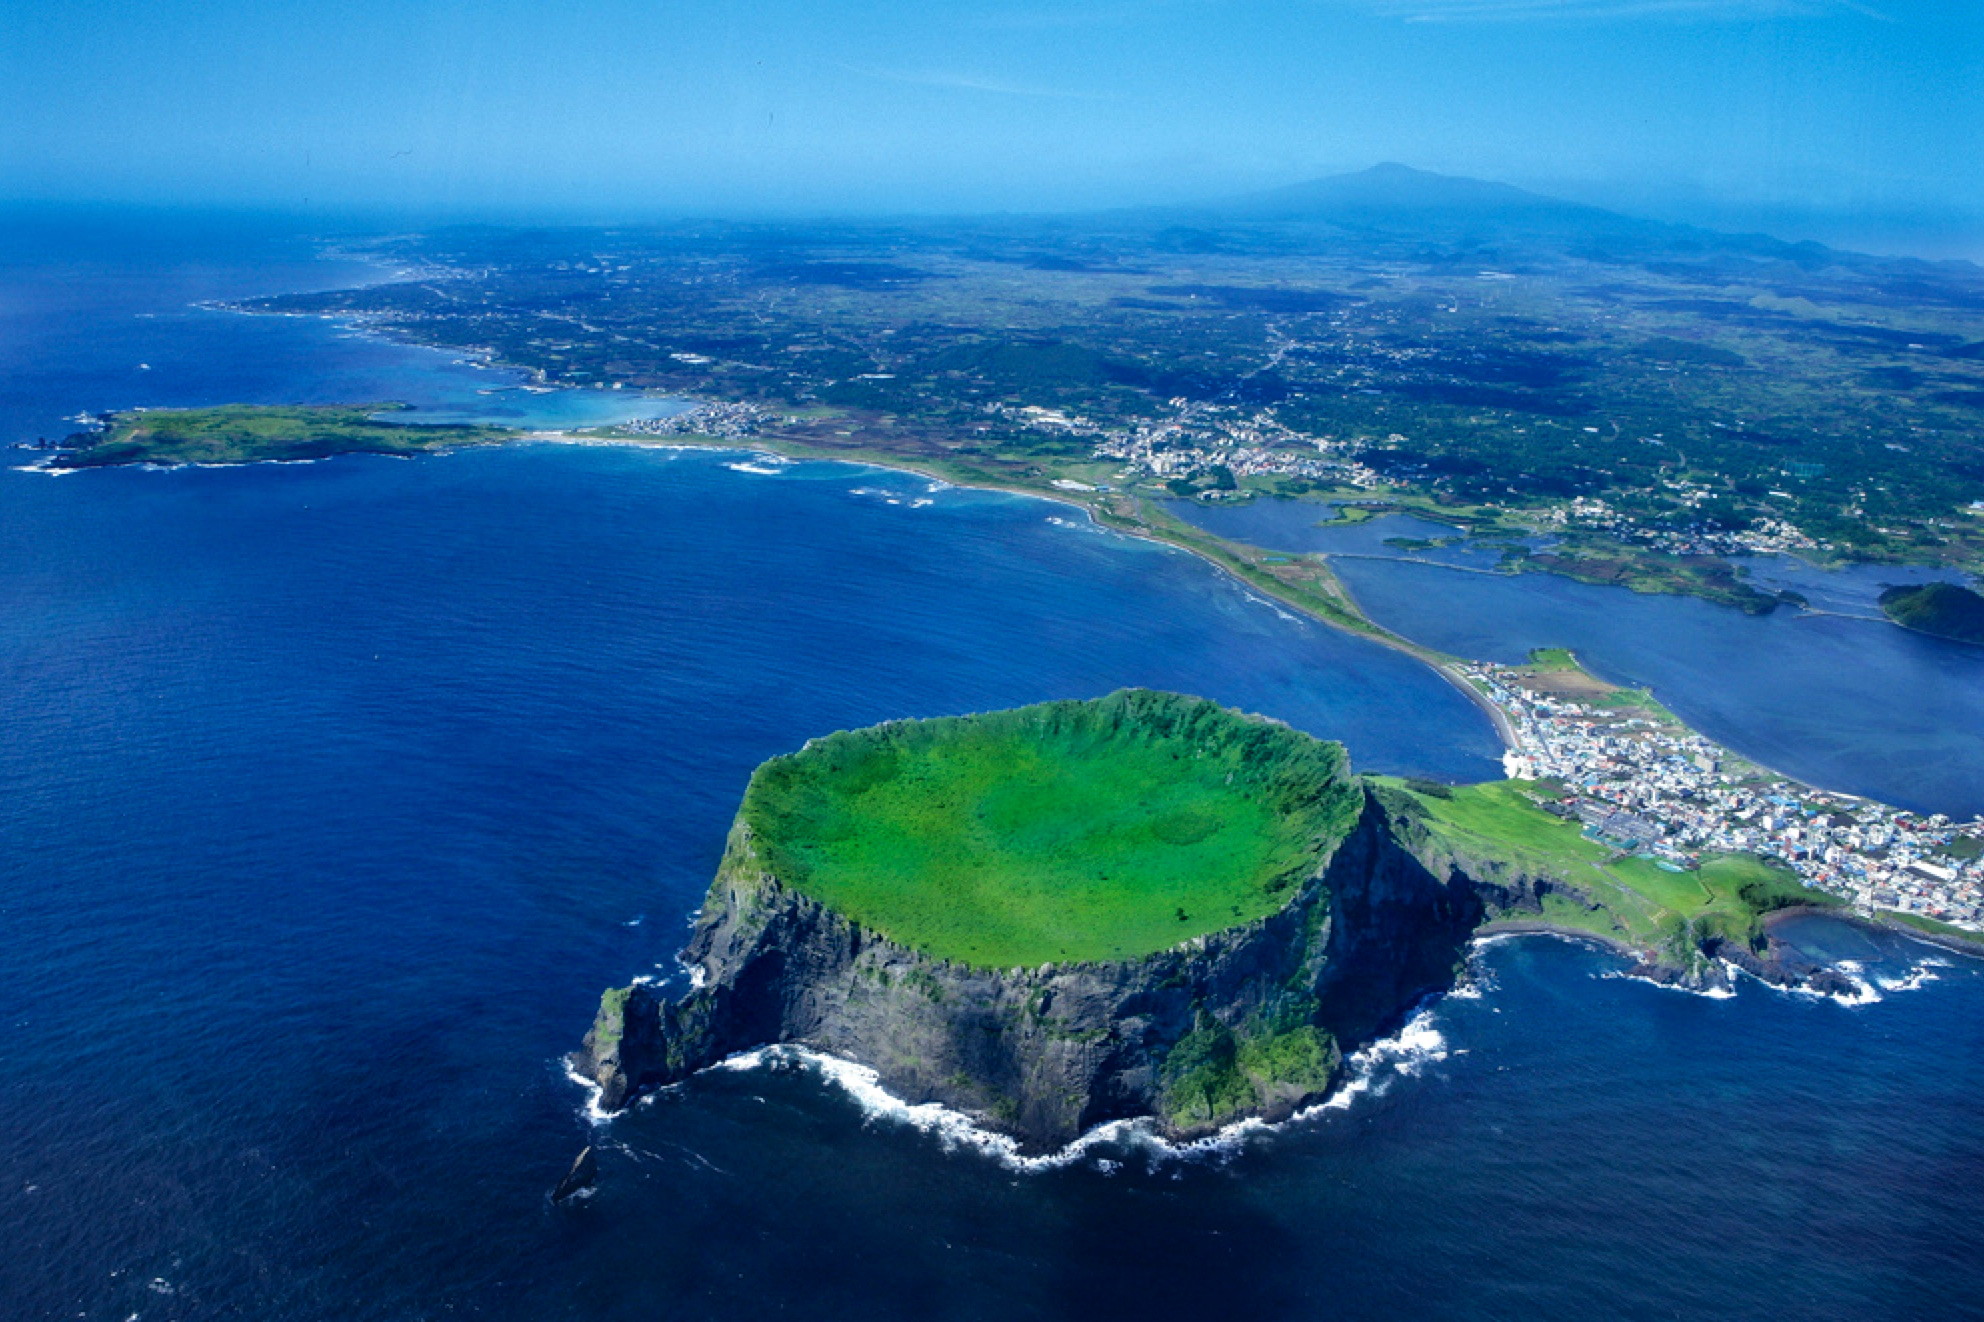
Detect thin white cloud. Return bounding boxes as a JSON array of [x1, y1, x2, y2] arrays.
[[1366, 0, 1890, 20], [941, 0, 1890, 29], [957, 5, 1141, 30], [836, 63, 1113, 100]]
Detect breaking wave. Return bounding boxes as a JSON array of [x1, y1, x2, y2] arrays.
[[647, 1007, 1459, 1174]]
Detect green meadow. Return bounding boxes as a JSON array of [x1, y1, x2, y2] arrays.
[[1376, 777, 1835, 958], [739, 690, 1362, 967]]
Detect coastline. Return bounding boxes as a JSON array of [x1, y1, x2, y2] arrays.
[[189, 274, 1984, 646], [12, 410, 1521, 750], [112, 274, 1970, 765], [539, 425, 1526, 751], [1761, 904, 1984, 962], [571, 1005, 1457, 1175], [1471, 918, 1638, 960]]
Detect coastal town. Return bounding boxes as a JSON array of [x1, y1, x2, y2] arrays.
[[1076, 401, 1393, 493], [623, 400, 776, 439], [1469, 657, 1984, 932], [1077, 402, 1828, 555]]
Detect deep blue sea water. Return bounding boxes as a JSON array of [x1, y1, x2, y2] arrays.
[[6, 213, 1984, 1321]]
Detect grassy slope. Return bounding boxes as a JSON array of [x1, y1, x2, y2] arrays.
[[1512, 646, 1674, 718], [1375, 777, 1834, 958], [1884, 910, 1984, 949], [739, 691, 1361, 967], [1879, 581, 1984, 646], [56, 404, 508, 468]]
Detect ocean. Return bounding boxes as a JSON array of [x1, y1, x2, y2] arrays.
[[4, 212, 1981, 1321]]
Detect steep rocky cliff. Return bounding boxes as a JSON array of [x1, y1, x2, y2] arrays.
[[575, 785, 1484, 1152]]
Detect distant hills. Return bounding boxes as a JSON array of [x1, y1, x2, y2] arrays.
[[1124, 162, 1848, 264], [1215, 162, 1635, 230]]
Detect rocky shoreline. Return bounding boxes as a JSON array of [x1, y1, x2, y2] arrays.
[[571, 787, 1901, 1157], [1474, 912, 1864, 998], [574, 786, 1484, 1153]]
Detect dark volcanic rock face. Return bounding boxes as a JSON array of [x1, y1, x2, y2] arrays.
[[575, 787, 1485, 1152]]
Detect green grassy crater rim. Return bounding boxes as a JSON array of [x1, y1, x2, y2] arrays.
[[734, 689, 1363, 967]]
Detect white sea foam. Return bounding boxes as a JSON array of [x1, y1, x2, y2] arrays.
[[1447, 956, 1501, 999], [1467, 931, 1532, 951], [1299, 1008, 1452, 1117], [1875, 961, 1946, 993], [1602, 967, 1737, 1000], [194, 456, 333, 469], [1239, 591, 1299, 623], [1831, 980, 1882, 1007], [684, 1008, 1458, 1173], [1448, 951, 1494, 1000], [708, 1045, 1131, 1171], [564, 1058, 616, 1125], [1781, 975, 1881, 1007], [1723, 959, 1881, 1007]]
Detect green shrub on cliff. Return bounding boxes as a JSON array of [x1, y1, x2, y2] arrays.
[[1160, 1012, 1339, 1128], [735, 689, 1362, 966]]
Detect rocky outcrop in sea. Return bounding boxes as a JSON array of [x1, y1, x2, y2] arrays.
[[574, 786, 1484, 1152]]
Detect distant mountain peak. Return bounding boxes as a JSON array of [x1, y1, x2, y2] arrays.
[[1219, 163, 1616, 225]]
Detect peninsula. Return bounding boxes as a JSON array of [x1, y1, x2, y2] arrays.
[[572, 689, 1867, 1152], [42, 403, 507, 468], [243, 175, 1984, 608], [46, 401, 1984, 943]]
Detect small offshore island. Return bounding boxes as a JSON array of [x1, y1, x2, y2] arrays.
[[1879, 581, 1984, 647], [574, 690, 1844, 1152]]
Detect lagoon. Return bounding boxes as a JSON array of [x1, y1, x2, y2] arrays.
[[1166, 495, 1984, 818]]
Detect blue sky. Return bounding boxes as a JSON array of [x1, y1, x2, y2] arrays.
[[3, 0, 1978, 244]]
